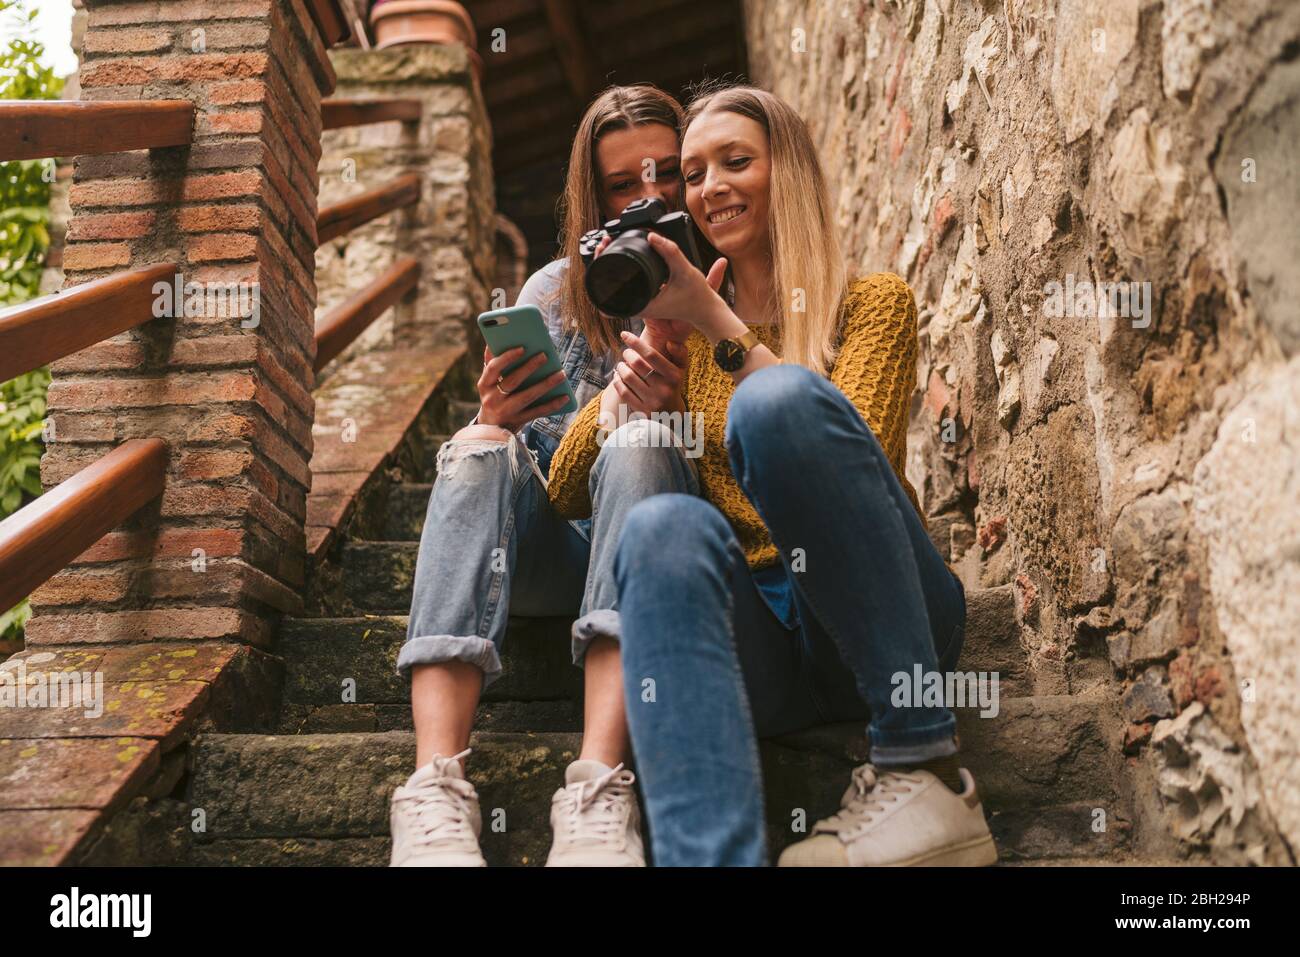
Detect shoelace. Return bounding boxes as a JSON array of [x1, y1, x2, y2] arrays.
[[814, 763, 922, 837], [554, 763, 636, 846], [397, 748, 479, 848]]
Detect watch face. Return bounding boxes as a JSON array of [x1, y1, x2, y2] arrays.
[[714, 338, 746, 372]]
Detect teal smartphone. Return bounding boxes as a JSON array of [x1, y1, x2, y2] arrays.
[[477, 304, 578, 415]]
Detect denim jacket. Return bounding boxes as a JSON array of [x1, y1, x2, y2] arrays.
[[475, 258, 640, 540]]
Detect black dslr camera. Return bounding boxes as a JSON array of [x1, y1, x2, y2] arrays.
[[578, 198, 705, 318]]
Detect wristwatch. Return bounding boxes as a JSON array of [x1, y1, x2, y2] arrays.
[[713, 328, 759, 372]]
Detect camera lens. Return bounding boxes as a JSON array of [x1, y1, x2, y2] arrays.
[[584, 230, 668, 317]]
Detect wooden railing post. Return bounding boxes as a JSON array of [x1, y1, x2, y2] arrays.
[[28, 0, 340, 648]]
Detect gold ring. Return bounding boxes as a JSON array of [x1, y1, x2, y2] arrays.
[[495, 378, 512, 396]]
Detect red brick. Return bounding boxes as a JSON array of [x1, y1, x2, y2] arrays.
[[977, 515, 1007, 552], [160, 483, 253, 519], [62, 242, 131, 271], [30, 569, 133, 606], [169, 335, 260, 367], [75, 528, 247, 564], [51, 341, 147, 374], [197, 111, 263, 136], [178, 448, 255, 480], [80, 53, 269, 88], [47, 371, 258, 409], [69, 178, 164, 209], [66, 211, 156, 241], [185, 232, 259, 263], [182, 171, 262, 202], [177, 204, 261, 233], [203, 21, 272, 50], [82, 27, 173, 55], [89, 2, 271, 27], [186, 412, 258, 443], [209, 80, 268, 105], [22, 608, 250, 645]]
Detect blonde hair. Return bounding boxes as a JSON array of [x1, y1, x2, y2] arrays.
[[682, 84, 847, 375], [554, 84, 684, 357]]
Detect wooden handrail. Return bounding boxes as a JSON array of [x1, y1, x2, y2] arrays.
[[314, 257, 420, 372], [304, 0, 351, 48], [316, 172, 421, 245], [0, 263, 177, 384], [0, 439, 167, 612], [322, 98, 422, 130], [0, 100, 193, 162]]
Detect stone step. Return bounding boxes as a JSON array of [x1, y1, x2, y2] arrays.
[[280, 579, 1026, 718], [382, 482, 434, 542], [184, 691, 1124, 866], [276, 615, 581, 716]]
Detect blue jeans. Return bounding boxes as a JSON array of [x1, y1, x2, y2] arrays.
[[398, 421, 699, 685], [613, 364, 966, 866]]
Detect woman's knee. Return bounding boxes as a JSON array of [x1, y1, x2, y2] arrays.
[[615, 494, 730, 580], [453, 423, 513, 443], [436, 425, 519, 485], [594, 417, 682, 477], [726, 364, 825, 444]]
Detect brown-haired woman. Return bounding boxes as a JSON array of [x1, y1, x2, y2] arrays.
[[389, 84, 700, 867]]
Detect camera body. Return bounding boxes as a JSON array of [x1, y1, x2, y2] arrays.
[[578, 197, 706, 318]]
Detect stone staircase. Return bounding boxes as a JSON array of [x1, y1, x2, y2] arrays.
[[86, 375, 1138, 866]]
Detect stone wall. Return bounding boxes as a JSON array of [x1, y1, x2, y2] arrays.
[[314, 44, 495, 372], [743, 0, 1298, 863]]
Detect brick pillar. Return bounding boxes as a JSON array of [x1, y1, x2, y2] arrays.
[[28, 0, 336, 649], [315, 44, 494, 367]]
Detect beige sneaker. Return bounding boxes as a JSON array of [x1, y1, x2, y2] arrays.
[[545, 759, 646, 867], [778, 763, 998, 867], [389, 749, 486, 867]]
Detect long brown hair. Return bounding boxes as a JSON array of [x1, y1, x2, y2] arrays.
[[682, 84, 847, 375], [554, 84, 685, 356]]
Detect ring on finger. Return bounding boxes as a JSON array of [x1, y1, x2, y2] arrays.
[[495, 377, 513, 396]]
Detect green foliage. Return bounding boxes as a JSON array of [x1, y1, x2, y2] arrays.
[[0, 0, 66, 643]]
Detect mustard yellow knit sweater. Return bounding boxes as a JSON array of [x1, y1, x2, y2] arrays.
[[547, 272, 925, 570]]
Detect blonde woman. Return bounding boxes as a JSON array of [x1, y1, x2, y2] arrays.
[[390, 85, 699, 867], [546, 85, 999, 866]]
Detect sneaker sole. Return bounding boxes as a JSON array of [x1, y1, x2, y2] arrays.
[[896, 833, 998, 867]]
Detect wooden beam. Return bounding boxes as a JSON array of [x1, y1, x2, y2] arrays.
[[322, 98, 422, 130], [314, 257, 420, 371], [540, 0, 602, 101], [0, 263, 177, 384], [0, 100, 193, 162], [304, 0, 351, 48], [0, 439, 168, 614], [316, 172, 421, 245]]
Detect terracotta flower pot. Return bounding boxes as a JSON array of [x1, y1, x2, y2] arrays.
[[370, 0, 482, 81]]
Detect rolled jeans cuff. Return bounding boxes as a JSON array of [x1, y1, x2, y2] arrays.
[[571, 609, 621, 667], [868, 719, 960, 767], [396, 634, 504, 690]]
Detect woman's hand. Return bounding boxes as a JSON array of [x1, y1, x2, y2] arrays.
[[598, 331, 686, 433], [638, 231, 731, 332], [476, 345, 570, 433]]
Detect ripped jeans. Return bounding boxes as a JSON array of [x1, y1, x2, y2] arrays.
[[397, 420, 700, 687]]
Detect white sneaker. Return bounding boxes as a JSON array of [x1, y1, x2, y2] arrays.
[[778, 763, 998, 867], [545, 759, 646, 867], [389, 749, 486, 867]]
